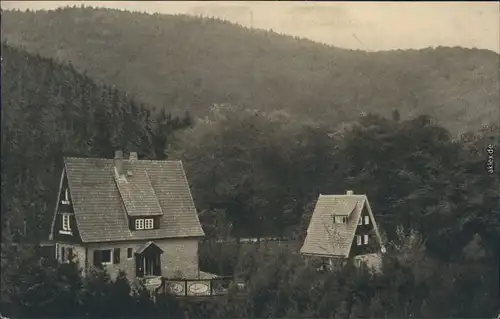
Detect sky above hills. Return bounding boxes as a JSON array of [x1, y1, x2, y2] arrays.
[[2, 1, 499, 53]]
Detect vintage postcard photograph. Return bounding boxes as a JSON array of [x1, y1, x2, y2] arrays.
[[1, 1, 499, 318]]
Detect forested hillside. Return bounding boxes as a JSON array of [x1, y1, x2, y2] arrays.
[[176, 105, 500, 261], [1, 38, 499, 319], [2, 6, 499, 136], [1, 42, 191, 242]]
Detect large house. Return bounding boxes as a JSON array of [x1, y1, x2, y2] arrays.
[[48, 151, 205, 281], [300, 191, 386, 271]]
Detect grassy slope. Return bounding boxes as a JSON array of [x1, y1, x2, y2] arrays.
[[1, 6, 499, 135]]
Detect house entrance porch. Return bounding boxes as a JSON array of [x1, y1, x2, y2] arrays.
[[135, 241, 163, 278]]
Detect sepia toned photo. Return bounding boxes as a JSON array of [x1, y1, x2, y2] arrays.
[[1, 1, 499, 318]]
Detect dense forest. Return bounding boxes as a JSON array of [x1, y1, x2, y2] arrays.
[[1, 7, 499, 319], [1, 42, 191, 243], [1, 6, 499, 136]]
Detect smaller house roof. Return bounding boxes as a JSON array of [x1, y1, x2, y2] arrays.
[[300, 194, 384, 258]]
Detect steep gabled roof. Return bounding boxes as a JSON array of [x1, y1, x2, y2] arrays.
[[300, 194, 384, 258], [61, 157, 204, 243]]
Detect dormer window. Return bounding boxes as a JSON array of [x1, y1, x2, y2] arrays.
[[61, 188, 70, 205], [132, 217, 158, 230], [135, 219, 144, 230], [144, 218, 154, 229]]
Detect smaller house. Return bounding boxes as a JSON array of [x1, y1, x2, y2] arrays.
[[300, 190, 386, 271]]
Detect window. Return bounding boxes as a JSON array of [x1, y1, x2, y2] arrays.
[[135, 219, 144, 230], [101, 250, 112, 263], [364, 216, 370, 225], [364, 234, 369, 245], [113, 248, 120, 264], [127, 248, 133, 259], [62, 214, 71, 231], [60, 247, 73, 263], [334, 216, 348, 224], [93, 249, 112, 266], [358, 216, 363, 225], [62, 188, 70, 204], [145, 218, 154, 229], [356, 235, 361, 246]]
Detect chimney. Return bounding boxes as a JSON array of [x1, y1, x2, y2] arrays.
[[346, 190, 353, 195], [129, 152, 138, 161], [114, 150, 124, 175]]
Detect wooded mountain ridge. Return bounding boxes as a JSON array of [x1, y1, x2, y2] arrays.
[[2, 6, 499, 136]]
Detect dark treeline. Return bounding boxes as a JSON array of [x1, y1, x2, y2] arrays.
[[1, 42, 191, 243], [1, 41, 499, 318]]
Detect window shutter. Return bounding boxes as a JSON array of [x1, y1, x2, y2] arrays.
[[61, 247, 66, 261], [93, 250, 101, 267], [113, 248, 120, 264]]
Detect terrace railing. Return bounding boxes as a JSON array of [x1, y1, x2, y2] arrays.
[[156, 276, 236, 297]]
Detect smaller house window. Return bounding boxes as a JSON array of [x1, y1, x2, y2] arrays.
[[364, 234, 369, 245], [356, 235, 361, 246], [62, 214, 71, 231], [334, 216, 348, 224], [135, 219, 144, 230], [364, 216, 370, 225], [145, 218, 154, 229], [127, 248, 133, 259], [358, 216, 362, 225]]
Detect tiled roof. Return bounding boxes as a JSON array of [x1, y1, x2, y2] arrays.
[[300, 194, 381, 258], [64, 157, 205, 243]]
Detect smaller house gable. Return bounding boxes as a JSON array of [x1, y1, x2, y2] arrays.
[[300, 191, 385, 258]]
